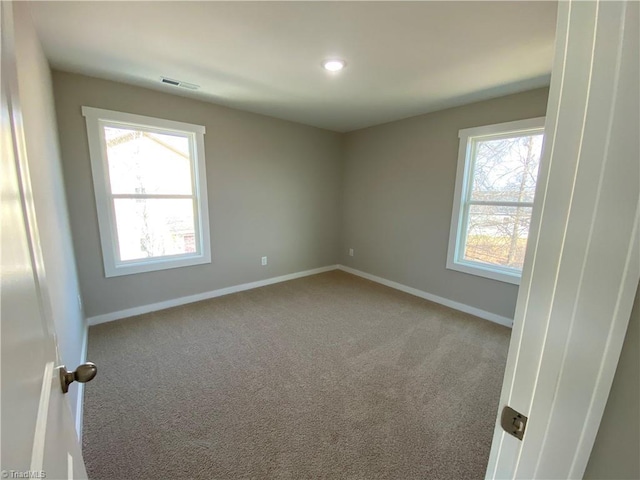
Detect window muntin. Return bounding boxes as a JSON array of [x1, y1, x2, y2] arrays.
[[447, 118, 545, 284], [83, 107, 210, 277]]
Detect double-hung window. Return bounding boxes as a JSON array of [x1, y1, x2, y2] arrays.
[[447, 117, 545, 284], [82, 107, 210, 277]]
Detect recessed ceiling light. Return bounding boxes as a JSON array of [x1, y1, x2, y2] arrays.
[[322, 59, 346, 72]]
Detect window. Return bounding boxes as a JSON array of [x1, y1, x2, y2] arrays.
[[82, 107, 210, 277], [447, 117, 545, 284]]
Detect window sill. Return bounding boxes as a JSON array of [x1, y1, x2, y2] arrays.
[[104, 253, 211, 278], [446, 259, 521, 285]]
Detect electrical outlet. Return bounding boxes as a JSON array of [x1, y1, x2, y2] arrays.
[[261, 256, 268, 266], [349, 248, 354, 257]]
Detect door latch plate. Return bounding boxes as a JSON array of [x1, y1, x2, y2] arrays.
[[501, 405, 527, 440]]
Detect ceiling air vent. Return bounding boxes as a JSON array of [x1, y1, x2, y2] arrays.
[[160, 77, 199, 90]]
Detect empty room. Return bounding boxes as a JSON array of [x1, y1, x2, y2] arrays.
[[2, 1, 638, 479]]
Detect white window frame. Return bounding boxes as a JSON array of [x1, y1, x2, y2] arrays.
[[446, 117, 546, 285], [82, 106, 211, 277]]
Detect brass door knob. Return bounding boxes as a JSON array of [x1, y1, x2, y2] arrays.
[[59, 362, 98, 394]]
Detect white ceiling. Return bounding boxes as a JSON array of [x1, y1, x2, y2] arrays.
[[30, 1, 557, 132]]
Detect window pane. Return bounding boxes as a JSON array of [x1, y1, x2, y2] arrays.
[[113, 198, 197, 262], [463, 204, 532, 270], [104, 126, 193, 195], [470, 134, 543, 203]]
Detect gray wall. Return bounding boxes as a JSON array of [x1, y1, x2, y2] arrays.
[[341, 88, 549, 319], [53, 71, 343, 319], [14, 4, 86, 421], [585, 281, 640, 479], [51, 67, 638, 474]]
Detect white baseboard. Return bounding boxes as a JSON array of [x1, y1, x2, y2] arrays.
[[86, 265, 339, 326], [337, 265, 513, 328], [87, 262, 513, 329], [75, 321, 89, 441]]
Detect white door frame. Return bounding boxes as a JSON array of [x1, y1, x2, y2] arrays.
[[486, 1, 639, 478]]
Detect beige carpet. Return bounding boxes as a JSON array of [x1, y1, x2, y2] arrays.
[[83, 270, 510, 479]]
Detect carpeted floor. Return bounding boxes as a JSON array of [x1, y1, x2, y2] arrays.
[[83, 270, 510, 479]]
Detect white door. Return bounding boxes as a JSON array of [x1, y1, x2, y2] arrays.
[[1, 2, 88, 479], [486, 0, 639, 478]]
